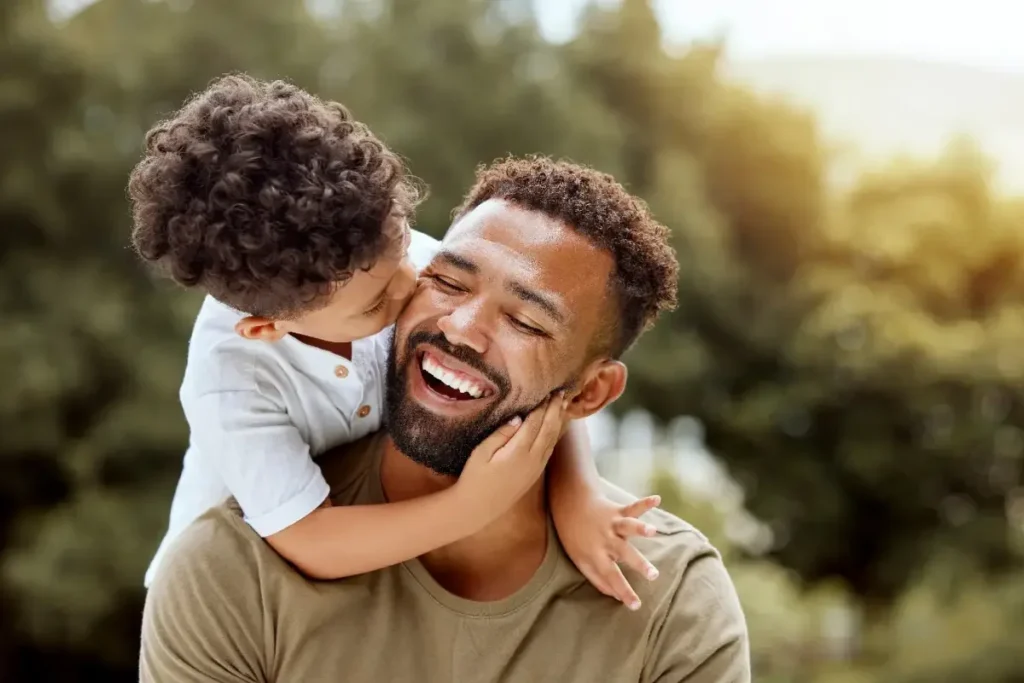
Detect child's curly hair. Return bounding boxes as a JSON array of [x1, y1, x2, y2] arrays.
[[128, 74, 420, 318], [454, 156, 679, 357]]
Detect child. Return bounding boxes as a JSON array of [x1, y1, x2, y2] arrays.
[[129, 75, 660, 610]]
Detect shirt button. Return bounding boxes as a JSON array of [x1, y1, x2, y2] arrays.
[[357, 405, 371, 418], [334, 365, 349, 379]]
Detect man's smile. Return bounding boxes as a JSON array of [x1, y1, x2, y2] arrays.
[[419, 349, 495, 399], [408, 344, 502, 417]]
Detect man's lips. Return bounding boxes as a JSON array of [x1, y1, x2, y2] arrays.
[[417, 347, 497, 400]]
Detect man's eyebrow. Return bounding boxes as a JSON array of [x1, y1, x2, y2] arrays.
[[508, 281, 566, 324], [435, 249, 566, 324], [435, 250, 479, 274]]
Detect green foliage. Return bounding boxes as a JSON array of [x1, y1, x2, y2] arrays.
[[325, 0, 625, 236], [581, 1, 1024, 609], [2, 0, 1022, 680]]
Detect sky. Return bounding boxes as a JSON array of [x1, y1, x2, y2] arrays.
[[535, 0, 1024, 74]]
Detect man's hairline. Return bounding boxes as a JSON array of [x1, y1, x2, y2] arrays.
[[447, 197, 633, 354]]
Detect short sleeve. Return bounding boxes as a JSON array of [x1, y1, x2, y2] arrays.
[[140, 515, 266, 682], [642, 552, 751, 683], [185, 389, 330, 537]]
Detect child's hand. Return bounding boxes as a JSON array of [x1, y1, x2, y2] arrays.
[[557, 493, 662, 610], [455, 393, 568, 522]]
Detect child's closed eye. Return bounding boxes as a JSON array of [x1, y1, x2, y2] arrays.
[[363, 297, 387, 317]]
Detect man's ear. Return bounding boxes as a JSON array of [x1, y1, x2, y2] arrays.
[[235, 316, 288, 342], [566, 360, 627, 420]]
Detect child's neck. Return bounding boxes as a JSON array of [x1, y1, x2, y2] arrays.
[[290, 333, 352, 361]]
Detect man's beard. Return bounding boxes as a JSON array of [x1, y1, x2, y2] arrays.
[[384, 328, 552, 477]]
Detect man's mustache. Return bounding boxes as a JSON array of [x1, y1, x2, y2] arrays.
[[404, 329, 510, 394]]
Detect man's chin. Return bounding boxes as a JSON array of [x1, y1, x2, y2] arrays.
[[384, 331, 520, 478], [385, 404, 487, 478], [386, 389, 515, 479]]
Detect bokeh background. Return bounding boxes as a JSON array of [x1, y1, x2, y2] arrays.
[[4, 0, 1024, 680]]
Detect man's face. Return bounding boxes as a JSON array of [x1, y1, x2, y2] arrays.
[[385, 199, 616, 476]]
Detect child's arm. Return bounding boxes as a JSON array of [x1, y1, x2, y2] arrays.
[[267, 488, 486, 580], [268, 394, 568, 580], [548, 420, 662, 610]]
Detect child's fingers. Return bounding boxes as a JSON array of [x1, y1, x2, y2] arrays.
[[528, 391, 567, 462], [616, 540, 659, 582], [600, 562, 642, 610], [620, 495, 661, 519], [612, 517, 657, 539], [491, 400, 550, 463], [470, 416, 523, 461], [579, 563, 617, 600]]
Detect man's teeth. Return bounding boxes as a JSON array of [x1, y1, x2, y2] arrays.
[[421, 354, 488, 398]]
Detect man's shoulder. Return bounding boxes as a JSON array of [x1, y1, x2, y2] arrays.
[[600, 480, 715, 562], [599, 482, 749, 679], [148, 503, 264, 591], [591, 483, 749, 678], [633, 513, 749, 681], [598, 481, 741, 624]]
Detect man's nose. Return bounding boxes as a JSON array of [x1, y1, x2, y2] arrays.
[[436, 303, 488, 355]]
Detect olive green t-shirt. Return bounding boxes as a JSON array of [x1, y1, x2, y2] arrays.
[[140, 433, 749, 682]]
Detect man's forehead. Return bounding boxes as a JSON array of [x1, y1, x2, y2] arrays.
[[443, 199, 610, 275], [440, 199, 613, 322]]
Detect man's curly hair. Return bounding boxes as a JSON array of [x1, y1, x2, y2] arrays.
[[128, 74, 420, 318], [453, 156, 678, 358]]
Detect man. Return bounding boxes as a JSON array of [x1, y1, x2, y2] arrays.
[[140, 157, 750, 682]]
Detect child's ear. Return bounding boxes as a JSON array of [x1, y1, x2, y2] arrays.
[[235, 316, 287, 342], [566, 360, 627, 420]]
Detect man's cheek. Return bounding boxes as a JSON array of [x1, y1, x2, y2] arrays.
[[401, 289, 448, 326]]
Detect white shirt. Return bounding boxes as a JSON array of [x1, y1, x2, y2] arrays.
[[144, 229, 439, 586]]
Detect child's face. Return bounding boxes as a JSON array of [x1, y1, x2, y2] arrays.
[[285, 219, 418, 343]]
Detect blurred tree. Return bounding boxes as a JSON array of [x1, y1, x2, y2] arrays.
[[569, 0, 1024, 617], [0, 0, 206, 678], [0, 0, 148, 678], [877, 560, 1024, 683], [0, 0, 337, 679], [321, 0, 625, 235]]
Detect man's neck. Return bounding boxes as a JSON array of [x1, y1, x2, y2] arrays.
[[379, 436, 549, 601]]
